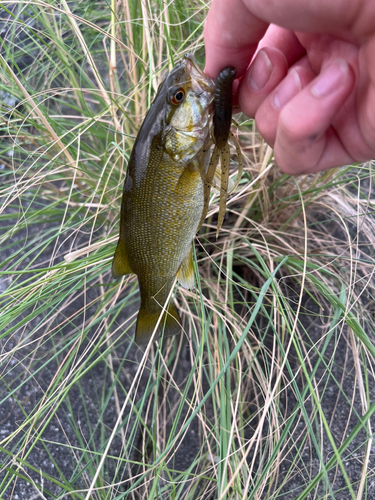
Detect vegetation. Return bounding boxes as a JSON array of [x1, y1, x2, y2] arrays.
[[0, 1, 374, 498]]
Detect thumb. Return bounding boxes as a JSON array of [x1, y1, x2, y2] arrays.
[[204, 0, 268, 78]]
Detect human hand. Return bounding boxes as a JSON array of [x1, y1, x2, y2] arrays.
[[204, 0, 375, 174]]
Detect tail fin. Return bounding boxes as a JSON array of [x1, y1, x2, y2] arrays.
[[134, 302, 181, 346]]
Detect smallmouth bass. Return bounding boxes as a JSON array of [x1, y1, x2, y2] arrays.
[[112, 54, 215, 345]]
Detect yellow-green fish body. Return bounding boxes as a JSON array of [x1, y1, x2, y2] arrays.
[[112, 55, 214, 345]]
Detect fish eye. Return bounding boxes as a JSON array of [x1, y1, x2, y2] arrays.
[[171, 88, 185, 105]]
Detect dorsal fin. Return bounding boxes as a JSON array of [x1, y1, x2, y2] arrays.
[[112, 238, 133, 278]]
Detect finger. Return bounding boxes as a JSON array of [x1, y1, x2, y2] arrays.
[[236, 47, 289, 117], [253, 59, 314, 144], [242, 0, 372, 41], [273, 59, 355, 174], [359, 37, 375, 154], [204, 0, 374, 81], [258, 25, 306, 66], [204, 0, 268, 78]]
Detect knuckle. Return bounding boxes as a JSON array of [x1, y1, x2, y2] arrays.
[[279, 108, 313, 143], [255, 112, 276, 146]]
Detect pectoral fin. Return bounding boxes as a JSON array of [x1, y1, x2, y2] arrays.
[[112, 238, 132, 278], [177, 245, 195, 290]]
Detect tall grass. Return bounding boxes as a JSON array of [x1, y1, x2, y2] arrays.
[[1, 1, 374, 499]]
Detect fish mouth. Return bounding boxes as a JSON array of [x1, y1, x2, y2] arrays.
[[184, 53, 214, 96]]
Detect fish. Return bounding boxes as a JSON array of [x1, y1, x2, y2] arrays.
[[112, 54, 215, 345]]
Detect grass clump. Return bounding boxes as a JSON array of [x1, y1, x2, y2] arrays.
[[1, 1, 375, 499]]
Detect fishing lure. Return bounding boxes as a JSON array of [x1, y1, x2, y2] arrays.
[[199, 66, 243, 234]]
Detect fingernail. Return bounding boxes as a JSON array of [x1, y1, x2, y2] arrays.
[[311, 59, 349, 97], [273, 68, 301, 109], [249, 50, 273, 91]]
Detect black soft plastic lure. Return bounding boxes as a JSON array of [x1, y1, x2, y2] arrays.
[[198, 66, 242, 234], [207, 66, 240, 235], [213, 67, 236, 149]]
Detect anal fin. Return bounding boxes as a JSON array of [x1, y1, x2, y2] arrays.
[[177, 245, 195, 290]]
